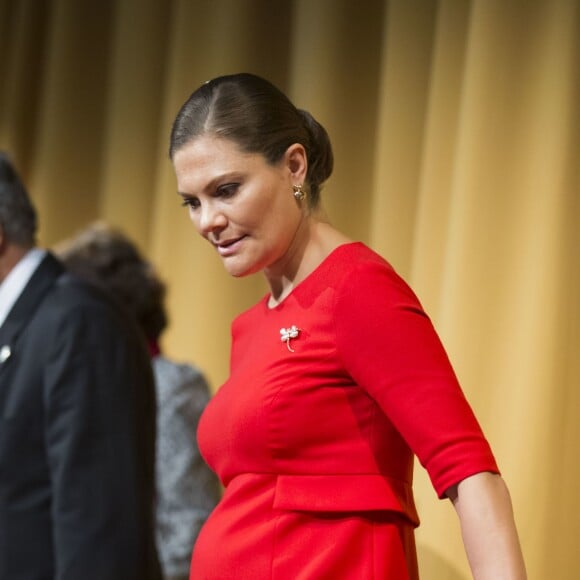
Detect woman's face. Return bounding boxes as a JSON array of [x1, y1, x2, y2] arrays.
[[173, 134, 307, 278]]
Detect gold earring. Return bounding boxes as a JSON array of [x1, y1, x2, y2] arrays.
[[293, 184, 306, 201]]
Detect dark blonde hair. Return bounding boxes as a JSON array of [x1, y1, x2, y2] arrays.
[[58, 222, 167, 342], [169, 73, 334, 208]]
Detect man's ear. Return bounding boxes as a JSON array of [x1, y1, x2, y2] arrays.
[[0, 224, 10, 256], [285, 143, 308, 184]]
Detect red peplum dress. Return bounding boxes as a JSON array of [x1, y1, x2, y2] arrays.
[[190, 242, 498, 579]]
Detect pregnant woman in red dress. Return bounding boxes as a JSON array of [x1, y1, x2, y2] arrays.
[[169, 73, 526, 579]]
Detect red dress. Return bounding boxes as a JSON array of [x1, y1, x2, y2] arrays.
[[191, 243, 498, 579]]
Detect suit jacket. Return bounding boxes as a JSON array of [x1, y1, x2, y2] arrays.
[[0, 253, 161, 580]]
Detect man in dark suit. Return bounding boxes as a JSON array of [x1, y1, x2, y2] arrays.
[[0, 152, 162, 579]]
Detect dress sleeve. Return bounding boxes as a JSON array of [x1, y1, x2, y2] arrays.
[[334, 260, 499, 497]]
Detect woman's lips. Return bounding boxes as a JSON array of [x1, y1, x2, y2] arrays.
[[215, 236, 246, 256]]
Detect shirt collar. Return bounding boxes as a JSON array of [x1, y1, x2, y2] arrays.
[[0, 248, 47, 328]]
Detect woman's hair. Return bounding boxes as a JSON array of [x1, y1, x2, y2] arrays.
[[169, 72, 334, 208], [57, 222, 167, 342]]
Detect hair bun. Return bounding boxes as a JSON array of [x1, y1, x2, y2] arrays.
[[298, 109, 334, 200]]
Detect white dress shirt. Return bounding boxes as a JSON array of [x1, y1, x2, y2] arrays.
[[0, 248, 46, 328]]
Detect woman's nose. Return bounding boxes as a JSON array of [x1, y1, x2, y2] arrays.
[[196, 202, 227, 235]]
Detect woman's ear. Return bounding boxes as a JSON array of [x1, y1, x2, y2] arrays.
[[284, 143, 308, 184]]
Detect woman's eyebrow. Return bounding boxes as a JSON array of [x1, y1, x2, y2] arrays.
[[176, 172, 243, 198]]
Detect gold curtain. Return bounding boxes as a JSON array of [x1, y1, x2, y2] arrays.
[[1, 0, 578, 577]]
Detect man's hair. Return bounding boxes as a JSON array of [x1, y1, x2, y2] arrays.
[[0, 152, 37, 246]]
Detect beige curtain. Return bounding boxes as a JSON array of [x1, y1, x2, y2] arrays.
[[1, 0, 578, 577]]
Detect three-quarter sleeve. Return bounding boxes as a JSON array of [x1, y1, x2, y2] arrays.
[[334, 260, 499, 497]]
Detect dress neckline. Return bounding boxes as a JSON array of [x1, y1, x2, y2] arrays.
[[263, 241, 363, 311]]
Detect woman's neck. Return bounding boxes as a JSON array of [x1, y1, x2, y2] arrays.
[[265, 219, 351, 307]]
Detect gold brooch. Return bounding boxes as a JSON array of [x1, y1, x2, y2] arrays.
[[280, 326, 300, 352]]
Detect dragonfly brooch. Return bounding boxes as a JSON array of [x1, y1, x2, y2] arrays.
[[280, 325, 301, 352]]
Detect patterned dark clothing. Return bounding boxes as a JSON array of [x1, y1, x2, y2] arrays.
[[153, 355, 221, 579]]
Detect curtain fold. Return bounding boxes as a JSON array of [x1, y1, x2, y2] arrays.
[[371, 0, 438, 278], [28, 0, 115, 242], [1, 0, 578, 577], [98, 0, 172, 248]]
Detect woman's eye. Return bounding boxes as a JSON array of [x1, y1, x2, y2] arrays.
[[217, 183, 239, 198], [181, 197, 200, 209]]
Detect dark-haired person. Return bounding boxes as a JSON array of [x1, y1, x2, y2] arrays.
[[0, 153, 161, 580], [58, 222, 221, 580], [169, 73, 527, 579]]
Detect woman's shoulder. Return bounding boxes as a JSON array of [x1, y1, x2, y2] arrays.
[[328, 241, 391, 269], [319, 241, 400, 286], [326, 243, 423, 310]]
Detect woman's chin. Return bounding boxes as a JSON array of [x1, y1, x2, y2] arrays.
[[222, 260, 258, 278]]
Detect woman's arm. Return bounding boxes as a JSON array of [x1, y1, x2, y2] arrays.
[[446, 471, 527, 579]]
